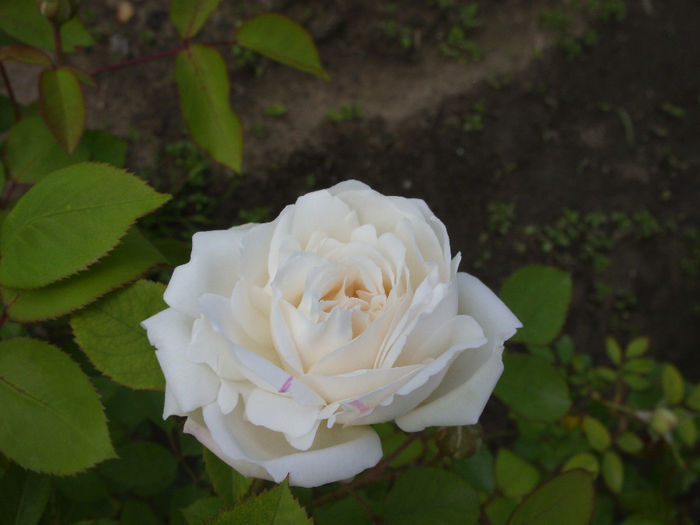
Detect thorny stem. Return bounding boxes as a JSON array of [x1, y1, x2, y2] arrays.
[[0, 62, 20, 122], [89, 39, 236, 76]]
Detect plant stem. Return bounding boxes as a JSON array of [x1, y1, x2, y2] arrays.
[[341, 483, 382, 523], [53, 25, 65, 65], [89, 39, 236, 77], [0, 62, 20, 122]]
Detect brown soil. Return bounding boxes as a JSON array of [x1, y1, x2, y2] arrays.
[[20, 0, 700, 375]]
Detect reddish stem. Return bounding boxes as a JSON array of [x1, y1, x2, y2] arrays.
[[89, 39, 236, 77], [0, 62, 20, 122]]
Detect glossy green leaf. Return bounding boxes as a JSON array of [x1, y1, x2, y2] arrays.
[[0, 337, 115, 474], [99, 442, 177, 496], [507, 470, 595, 525], [170, 0, 221, 39], [500, 265, 572, 345], [203, 447, 252, 505], [582, 416, 611, 452], [211, 479, 311, 524], [0, 162, 170, 289], [494, 353, 571, 421], [0, 464, 51, 525], [601, 451, 624, 493], [5, 115, 89, 184], [605, 337, 622, 365], [625, 337, 649, 358], [495, 449, 540, 500], [237, 13, 329, 80], [384, 467, 479, 525], [687, 384, 700, 411], [60, 16, 94, 52], [175, 44, 242, 171], [39, 67, 85, 153], [661, 364, 684, 404], [4, 229, 165, 322], [81, 129, 127, 167], [0, 0, 53, 50], [562, 452, 599, 477], [616, 432, 644, 454], [0, 44, 52, 65], [182, 497, 225, 525], [71, 280, 167, 391]]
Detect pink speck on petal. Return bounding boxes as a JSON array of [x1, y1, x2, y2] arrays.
[[279, 376, 293, 393], [350, 400, 369, 412]]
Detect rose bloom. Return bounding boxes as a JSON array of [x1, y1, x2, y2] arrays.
[[142, 181, 520, 487]]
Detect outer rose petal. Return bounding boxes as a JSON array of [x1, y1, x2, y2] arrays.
[[164, 227, 253, 317], [186, 403, 383, 487], [395, 273, 521, 431]]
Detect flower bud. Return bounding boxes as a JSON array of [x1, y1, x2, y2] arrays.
[[38, 0, 59, 17], [437, 425, 483, 459], [650, 407, 678, 435]]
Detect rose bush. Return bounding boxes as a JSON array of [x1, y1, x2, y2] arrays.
[[142, 180, 521, 487]]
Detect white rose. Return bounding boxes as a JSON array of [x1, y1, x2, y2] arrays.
[[142, 180, 521, 487]]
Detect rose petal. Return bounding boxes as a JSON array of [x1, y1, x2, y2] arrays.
[[291, 189, 357, 247], [193, 403, 382, 487], [163, 227, 252, 317], [245, 388, 320, 441], [187, 317, 246, 381], [394, 273, 521, 431], [229, 344, 325, 407]]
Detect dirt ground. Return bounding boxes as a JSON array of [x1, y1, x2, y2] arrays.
[[23, 0, 700, 375]]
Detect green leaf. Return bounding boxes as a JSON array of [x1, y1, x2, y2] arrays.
[[181, 497, 225, 525], [500, 265, 572, 345], [661, 364, 684, 404], [582, 416, 611, 452], [686, 384, 700, 411], [99, 442, 177, 496], [0, 94, 15, 133], [60, 17, 94, 52], [0, 464, 51, 525], [601, 451, 624, 493], [383, 467, 479, 525], [175, 44, 242, 171], [211, 479, 311, 525], [0, 0, 53, 50], [170, 0, 221, 39], [495, 449, 540, 500], [562, 452, 599, 477], [0, 44, 52, 65], [237, 14, 329, 80], [485, 497, 517, 525], [622, 373, 650, 391], [605, 337, 621, 365], [554, 335, 574, 364], [625, 337, 649, 358], [203, 447, 252, 505], [39, 67, 85, 154], [71, 279, 167, 391], [0, 337, 115, 474], [0, 162, 170, 289], [121, 500, 160, 525], [676, 417, 696, 447], [507, 470, 595, 525], [81, 130, 127, 167], [622, 358, 655, 374], [494, 353, 571, 421], [5, 115, 89, 184], [616, 432, 644, 454], [454, 445, 496, 493], [4, 229, 165, 322]]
